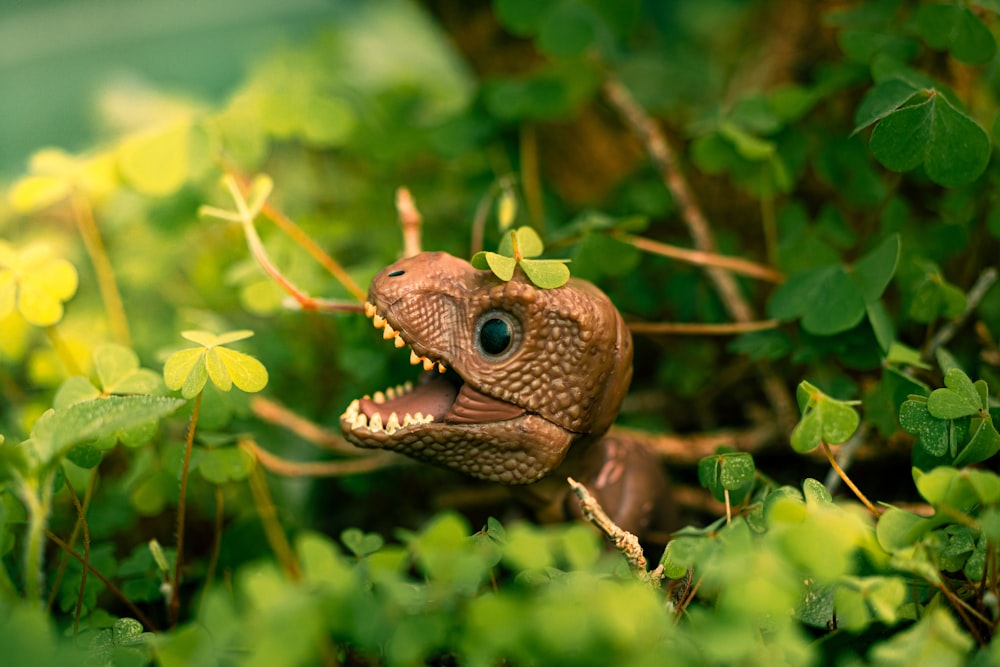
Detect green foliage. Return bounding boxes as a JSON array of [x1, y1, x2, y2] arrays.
[[471, 226, 572, 288], [2, 0, 1000, 664]]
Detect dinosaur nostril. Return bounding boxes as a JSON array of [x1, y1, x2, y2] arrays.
[[388, 270, 405, 277]]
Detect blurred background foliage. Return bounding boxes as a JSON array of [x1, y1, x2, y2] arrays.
[[3, 0, 1000, 663]]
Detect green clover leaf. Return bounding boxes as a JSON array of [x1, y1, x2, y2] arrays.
[[164, 330, 268, 399], [0, 241, 79, 326], [471, 226, 571, 289], [790, 381, 861, 453]]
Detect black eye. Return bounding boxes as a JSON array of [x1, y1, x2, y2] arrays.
[[475, 311, 520, 359], [388, 270, 405, 277]]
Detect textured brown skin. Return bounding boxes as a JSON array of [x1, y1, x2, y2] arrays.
[[340, 251, 670, 534]]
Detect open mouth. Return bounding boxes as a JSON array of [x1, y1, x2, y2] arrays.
[[340, 301, 526, 437]]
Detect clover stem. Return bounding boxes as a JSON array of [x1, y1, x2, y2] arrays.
[[70, 193, 131, 346], [44, 530, 158, 631], [18, 473, 54, 606], [63, 475, 90, 637], [222, 167, 367, 302], [199, 485, 224, 617], [170, 390, 202, 627], [724, 488, 732, 525], [246, 449, 301, 581], [261, 196, 366, 302], [510, 230, 522, 262], [821, 441, 881, 517], [45, 326, 82, 377]]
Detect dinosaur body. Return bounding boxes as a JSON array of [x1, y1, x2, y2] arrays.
[[340, 251, 670, 535]]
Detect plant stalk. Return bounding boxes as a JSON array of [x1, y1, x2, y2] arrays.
[[821, 441, 881, 517], [170, 390, 202, 626]]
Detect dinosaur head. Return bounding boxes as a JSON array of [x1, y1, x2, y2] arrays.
[[339, 251, 632, 484]]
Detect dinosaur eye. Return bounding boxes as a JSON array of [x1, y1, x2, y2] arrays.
[[475, 311, 520, 359], [388, 269, 405, 277]]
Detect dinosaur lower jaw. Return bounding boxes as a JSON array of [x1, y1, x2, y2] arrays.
[[338, 400, 575, 484]]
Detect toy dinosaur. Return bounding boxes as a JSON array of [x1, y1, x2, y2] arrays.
[[339, 250, 672, 536]]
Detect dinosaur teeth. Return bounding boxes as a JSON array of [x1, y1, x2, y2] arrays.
[[422, 357, 434, 371], [385, 412, 400, 434], [437, 362, 447, 374], [352, 412, 368, 429], [382, 323, 398, 340], [364, 302, 377, 318], [393, 335, 407, 349], [410, 349, 422, 365], [372, 314, 386, 329], [385, 386, 396, 401], [373, 391, 386, 404]]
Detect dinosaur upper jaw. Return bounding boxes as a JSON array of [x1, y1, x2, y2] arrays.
[[338, 300, 575, 484]]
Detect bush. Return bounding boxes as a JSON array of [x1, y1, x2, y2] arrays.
[[2, 0, 1000, 664]]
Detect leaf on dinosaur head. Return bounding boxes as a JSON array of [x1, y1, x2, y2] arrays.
[[520, 259, 571, 289], [474, 226, 570, 289]]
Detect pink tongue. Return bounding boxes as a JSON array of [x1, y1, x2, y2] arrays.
[[359, 373, 458, 422]]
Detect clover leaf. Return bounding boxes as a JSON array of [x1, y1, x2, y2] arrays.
[[854, 80, 990, 187], [163, 330, 269, 399], [0, 241, 79, 326], [471, 226, 571, 289], [790, 381, 861, 453]]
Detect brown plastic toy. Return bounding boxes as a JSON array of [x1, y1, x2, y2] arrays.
[[340, 251, 671, 536]]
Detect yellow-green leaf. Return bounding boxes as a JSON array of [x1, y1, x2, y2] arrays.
[[163, 348, 205, 392], [180, 330, 221, 347], [520, 259, 571, 289], [213, 330, 255, 346], [181, 356, 209, 399], [205, 348, 233, 392], [118, 120, 190, 197], [215, 347, 268, 393], [0, 271, 18, 320], [18, 280, 66, 327], [8, 175, 72, 213], [484, 252, 517, 281]]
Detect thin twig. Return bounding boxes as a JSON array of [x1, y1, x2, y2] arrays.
[[567, 477, 662, 586], [170, 391, 202, 626], [395, 187, 423, 258], [821, 441, 881, 517], [603, 78, 753, 323], [628, 320, 780, 335], [63, 475, 90, 637], [616, 232, 784, 283], [47, 471, 97, 611], [227, 169, 366, 303], [243, 445, 301, 581], [202, 486, 224, 600], [247, 440, 402, 477], [250, 396, 367, 455], [45, 530, 158, 632], [609, 423, 780, 464], [926, 267, 999, 358], [602, 75, 797, 430], [938, 578, 988, 646], [470, 176, 515, 257], [823, 426, 866, 494]]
